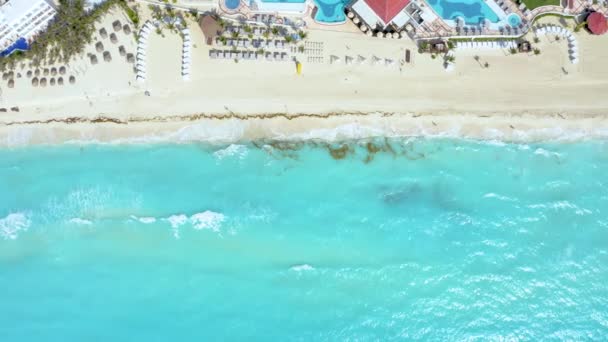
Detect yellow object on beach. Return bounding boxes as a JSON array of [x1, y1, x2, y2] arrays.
[[296, 62, 302, 75]]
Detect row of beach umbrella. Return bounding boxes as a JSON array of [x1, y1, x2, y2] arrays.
[[330, 55, 395, 67], [535, 25, 579, 64], [136, 21, 153, 82], [182, 28, 191, 81]]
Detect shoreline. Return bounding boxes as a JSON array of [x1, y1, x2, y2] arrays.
[[1, 112, 607, 147]]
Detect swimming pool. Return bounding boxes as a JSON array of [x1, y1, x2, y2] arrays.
[[225, 0, 241, 10], [507, 13, 521, 27], [427, 0, 500, 25], [1, 37, 29, 57], [313, 0, 348, 24]]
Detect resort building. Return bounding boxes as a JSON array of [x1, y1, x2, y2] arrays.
[[0, 0, 56, 55]]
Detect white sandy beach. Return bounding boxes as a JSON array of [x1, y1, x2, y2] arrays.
[[0, 10, 607, 146]]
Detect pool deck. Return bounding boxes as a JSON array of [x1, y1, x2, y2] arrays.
[[216, 0, 608, 41]]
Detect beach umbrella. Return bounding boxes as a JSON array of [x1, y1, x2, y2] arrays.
[[571, 56, 579, 64], [347, 12, 355, 19], [353, 17, 360, 25], [330, 55, 341, 64], [57, 77, 64, 86], [26, 70, 32, 78], [360, 25, 368, 32], [123, 25, 131, 35], [385, 58, 395, 66], [366, 30, 373, 36], [1, 73, 8, 81], [90, 54, 98, 65], [32, 77, 39, 87], [59, 66, 66, 75], [103, 51, 112, 62], [118, 45, 126, 56], [96, 42, 104, 53], [34, 69, 40, 77], [99, 28, 108, 39], [8, 79, 14, 88], [126, 53, 135, 63], [345, 56, 353, 65], [392, 32, 399, 39], [113, 20, 122, 32], [69, 76, 76, 84], [110, 33, 118, 44], [40, 78, 47, 87], [444, 62, 454, 72], [51, 67, 57, 76], [357, 55, 367, 64], [42, 69, 49, 76], [50, 78, 56, 86], [372, 56, 381, 65]]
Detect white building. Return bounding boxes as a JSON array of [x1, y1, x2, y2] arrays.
[[0, 0, 57, 53]]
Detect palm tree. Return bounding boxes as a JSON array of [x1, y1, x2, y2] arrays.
[[297, 30, 307, 40], [484, 62, 489, 68], [271, 27, 280, 36], [509, 47, 517, 54], [533, 36, 540, 43], [533, 48, 541, 55]]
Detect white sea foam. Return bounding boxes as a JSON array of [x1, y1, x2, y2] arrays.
[[130, 215, 157, 224], [534, 148, 562, 158], [483, 193, 516, 202], [213, 144, 248, 160], [190, 211, 225, 232], [68, 218, 93, 225], [165, 214, 188, 228], [0, 212, 31, 240], [290, 264, 314, 272]]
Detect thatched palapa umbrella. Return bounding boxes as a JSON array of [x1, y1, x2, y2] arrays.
[[69, 76, 76, 84], [50, 78, 56, 86], [43, 68, 49, 76], [16, 72, 21, 78], [126, 53, 135, 63], [123, 25, 131, 35], [110, 33, 118, 44], [103, 51, 112, 62], [99, 28, 108, 38], [59, 66, 66, 75], [57, 77, 64, 86], [40, 78, 47, 87], [118, 45, 126, 56], [113, 20, 122, 32], [32, 77, 39, 87], [8, 79, 14, 88], [2, 73, 8, 81], [34, 69, 40, 77], [90, 54, 98, 65], [26, 70, 32, 78], [96, 42, 104, 53], [51, 67, 57, 76]]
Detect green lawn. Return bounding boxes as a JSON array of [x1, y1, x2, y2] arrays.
[[520, 0, 561, 10]]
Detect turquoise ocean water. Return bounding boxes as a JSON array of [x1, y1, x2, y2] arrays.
[[1, 138, 607, 340]]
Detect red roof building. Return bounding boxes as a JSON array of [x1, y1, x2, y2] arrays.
[[588, 12, 608, 35], [350, 0, 412, 28], [365, 0, 411, 24]]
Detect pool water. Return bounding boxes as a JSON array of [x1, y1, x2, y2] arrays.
[[427, 0, 500, 24], [314, 0, 348, 23], [507, 13, 522, 27], [225, 0, 241, 10], [1, 37, 29, 57]]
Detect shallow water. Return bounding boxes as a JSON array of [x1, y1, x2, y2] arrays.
[[1, 138, 607, 340]]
